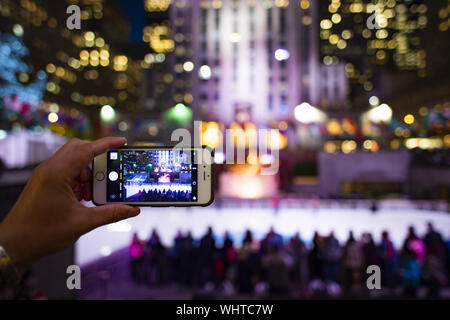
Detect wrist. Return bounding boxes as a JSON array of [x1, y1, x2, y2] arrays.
[[0, 244, 21, 288], [0, 224, 26, 273]]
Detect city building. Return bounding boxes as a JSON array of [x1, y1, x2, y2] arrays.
[[170, 0, 330, 126], [0, 0, 143, 138], [318, 0, 431, 110], [142, 0, 174, 114]]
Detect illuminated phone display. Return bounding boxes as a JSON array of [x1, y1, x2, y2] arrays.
[[106, 149, 198, 203]]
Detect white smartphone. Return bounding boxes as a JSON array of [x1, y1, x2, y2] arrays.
[[92, 146, 214, 206]]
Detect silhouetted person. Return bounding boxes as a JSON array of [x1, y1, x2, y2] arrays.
[[236, 235, 259, 294], [379, 231, 397, 288], [172, 231, 184, 282], [286, 233, 309, 293], [146, 229, 166, 285], [242, 230, 253, 246], [199, 227, 216, 284], [262, 246, 293, 296], [309, 231, 324, 281], [323, 231, 342, 284], [400, 248, 421, 298], [343, 231, 364, 294], [362, 233, 381, 276], [180, 231, 194, 285], [422, 242, 447, 298], [424, 222, 445, 260], [129, 233, 144, 283], [403, 226, 426, 265]]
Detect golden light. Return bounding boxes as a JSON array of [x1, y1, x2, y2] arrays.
[[46, 64, 56, 73], [390, 139, 401, 150], [342, 140, 357, 154], [405, 138, 443, 150], [331, 13, 342, 24], [342, 30, 352, 39], [48, 112, 59, 123], [143, 23, 174, 53], [300, 0, 310, 9], [244, 122, 257, 131], [376, 29, 389, 39], [275, 0, 289, 8], [404, 114, 415, 125], [329, 34, 339, 45], [90, 50, 99, 59], [444, 134, 450, 148], [337, 39, 347, 49], [278, 121, 288, 131], [114, 55, 128, 65], [267, 130, 288, 150], [113, 55, 128, 71], [145, 0, 172, 12], [324, 141, 337, 153], [327, 119, 343, 135], [363, 140, 379, 152], [100, 59, 110, 67], [80, 50, 89, 60], [49, 103, 59, 113], [100, 49, 109, 60], [212, 0, 222, 9], [84, 31, 95, 42], [363, 140, 373, 150], [320, 19, 333, 30], [246, 152, 258, 165], [342, 119, 356, 135], [219, 165, 279, 199], [201, 122, 221, 149]]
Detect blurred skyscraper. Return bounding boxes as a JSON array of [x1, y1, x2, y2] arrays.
[[169, 0, 348, 126], [318, 0, 443, 111], [0, 0, 143, 137]]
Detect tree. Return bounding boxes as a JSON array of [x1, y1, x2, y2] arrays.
[[0, 32, 47, 130]]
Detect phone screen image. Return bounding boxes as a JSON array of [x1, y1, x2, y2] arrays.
[[106, 149, 198, 203]]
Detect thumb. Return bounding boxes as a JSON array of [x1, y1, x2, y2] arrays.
[[86, 204, 141, 230]]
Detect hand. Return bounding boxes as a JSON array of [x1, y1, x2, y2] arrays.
[[0, 137, 141, 271]]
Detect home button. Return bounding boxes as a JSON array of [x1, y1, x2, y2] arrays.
[[95, 171, 105, 181]]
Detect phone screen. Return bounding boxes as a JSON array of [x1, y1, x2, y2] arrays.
[[106, 149, 198, 203]]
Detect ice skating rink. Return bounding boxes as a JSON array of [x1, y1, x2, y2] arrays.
[[76, 201, 450, 266]]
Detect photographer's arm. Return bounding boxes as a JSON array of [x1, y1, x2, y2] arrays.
[[0, 137, 140, 279]]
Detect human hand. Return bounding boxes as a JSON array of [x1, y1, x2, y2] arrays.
[[0, 137, 140, 271]]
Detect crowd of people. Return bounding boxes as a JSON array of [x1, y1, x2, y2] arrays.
[[127, 189, 192, 202], [128, 223, 450, 298]]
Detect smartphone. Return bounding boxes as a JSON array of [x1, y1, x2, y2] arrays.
[[92, 146, 214, 206]]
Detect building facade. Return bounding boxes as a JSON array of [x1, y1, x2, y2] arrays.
[[170, 0, 332, 126], [0, 0, 142, 138]]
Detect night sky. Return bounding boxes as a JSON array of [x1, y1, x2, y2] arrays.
[[115, 0, 145, 43]]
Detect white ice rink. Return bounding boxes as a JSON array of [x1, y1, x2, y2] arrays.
[[76, 202, 450, 266]]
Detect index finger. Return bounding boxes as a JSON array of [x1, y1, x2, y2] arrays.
[[63, 137, 127, 172], [90, 137, 127, 158]]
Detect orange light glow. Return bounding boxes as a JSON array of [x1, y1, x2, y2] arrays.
[[219, 165, 278, 199]]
